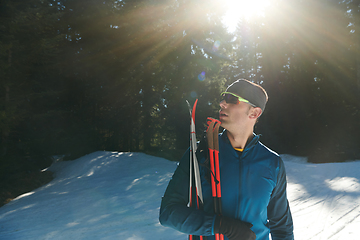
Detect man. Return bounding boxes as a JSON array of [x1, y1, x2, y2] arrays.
[[159, 79, 294, 240]]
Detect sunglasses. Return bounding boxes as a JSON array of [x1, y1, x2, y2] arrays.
[[221, 92, 257, 107]]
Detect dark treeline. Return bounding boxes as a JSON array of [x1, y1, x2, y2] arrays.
[[1, 0, 360, 172]]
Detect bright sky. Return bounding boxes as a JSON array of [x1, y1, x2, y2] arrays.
[[222, 0, 271, 32]]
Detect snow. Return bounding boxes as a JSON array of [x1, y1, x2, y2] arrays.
[[0, 151, 360, 240]]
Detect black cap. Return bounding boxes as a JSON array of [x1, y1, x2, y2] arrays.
[[225, 79, 268, 112]]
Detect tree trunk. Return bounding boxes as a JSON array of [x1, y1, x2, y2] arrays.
[[357, 24, 360, 92], [1, 48, 11, 156], [353, 2, 360, 92]]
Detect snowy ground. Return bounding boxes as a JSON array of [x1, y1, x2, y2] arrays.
[[0, 151, 359, 240]]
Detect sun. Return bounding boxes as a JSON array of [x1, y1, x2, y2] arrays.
[[222, 0, 271, 32]]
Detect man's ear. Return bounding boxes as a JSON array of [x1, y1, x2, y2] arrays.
[[249, 107, 262, 119]]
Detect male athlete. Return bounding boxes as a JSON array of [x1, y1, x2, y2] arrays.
[[159, 79, 294, 240]]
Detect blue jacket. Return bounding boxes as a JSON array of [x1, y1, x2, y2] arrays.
[[159, 131, 294, 240]]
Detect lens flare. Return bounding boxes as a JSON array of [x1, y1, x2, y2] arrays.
[[191, 91, 198, 98], [198, 71, 206, 81], [212, 40, 221, 51]]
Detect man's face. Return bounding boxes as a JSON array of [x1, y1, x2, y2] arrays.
[[219, 99, 252, 130]]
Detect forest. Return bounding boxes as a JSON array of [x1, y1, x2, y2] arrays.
[[1, 0, 360, 203]]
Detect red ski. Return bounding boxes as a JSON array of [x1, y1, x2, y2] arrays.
[[186, 99, 205, 240]]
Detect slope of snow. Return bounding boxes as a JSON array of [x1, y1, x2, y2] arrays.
[[0, 151, 359, 240], [282, 154, 360, 240]]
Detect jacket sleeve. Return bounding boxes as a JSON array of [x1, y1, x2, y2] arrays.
[[267, 157, 294, 240], [159, 148, 215, 236]]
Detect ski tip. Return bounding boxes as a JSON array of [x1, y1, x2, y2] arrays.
[[191, 99, 198, 120], [186, 99, 198, 111], [186, 99, 198, 105]]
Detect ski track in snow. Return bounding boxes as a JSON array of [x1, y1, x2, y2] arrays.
[[283, 154, 360, 240], [0, 151, 359, 240]]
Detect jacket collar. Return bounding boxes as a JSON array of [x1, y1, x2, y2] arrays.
[[220, 129, 260, 153]]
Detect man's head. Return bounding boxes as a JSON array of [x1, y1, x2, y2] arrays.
[[219, 79, 268, 132], [222, 79, 268, 112]]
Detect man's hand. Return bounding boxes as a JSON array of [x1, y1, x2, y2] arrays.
[[214, 215, 256, 240]]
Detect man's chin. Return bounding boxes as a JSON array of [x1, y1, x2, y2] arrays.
[[219, 119, 227, 128]]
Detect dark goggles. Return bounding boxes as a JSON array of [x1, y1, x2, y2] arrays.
[[221, 92, 256, 107]]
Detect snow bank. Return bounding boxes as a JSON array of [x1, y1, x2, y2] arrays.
[[0, 151, 359, 240], [0, 151, 183, 240], [281, 154, 360, 240]]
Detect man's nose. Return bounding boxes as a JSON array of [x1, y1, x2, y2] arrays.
[[219, 100, 227, 108]]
